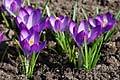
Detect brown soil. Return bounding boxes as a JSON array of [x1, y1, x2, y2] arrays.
[[0, 0, 120, 80]]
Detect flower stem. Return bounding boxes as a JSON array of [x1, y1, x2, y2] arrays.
[[84, 37, 88, 70]]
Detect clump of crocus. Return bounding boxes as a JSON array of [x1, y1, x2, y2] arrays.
[[16, 6, 46, 32], [69, 19, 101, 47], [48, 15, 70, 50], [0, 32, 4, 43], [48, 15, 76, 63], [16, 6, 47, 78], [18, 28, 46, 78], [68, 12, 116, 71], [2, 0, 22, 17]]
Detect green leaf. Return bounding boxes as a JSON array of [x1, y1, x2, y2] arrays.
[[72, 0, 78, 21], [27, 0, 30, 6], [115, 10, 120, 20], [42, 0, 50, 17], [104, 28, 117, 42], [28, 53, 36, 78], [91, 36, 103, 69], [96, 6, 99, 15], [1, 12, 10, 28], [81, 8, 88, 20], [90, 44, 97, 69], [46, 6, 51, 17], [88, 44, 97, 69], [91, 52, 101, 69]]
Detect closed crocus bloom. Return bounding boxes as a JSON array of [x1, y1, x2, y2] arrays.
[[16, 6, 46, 32], [48, 16, 69, 32], [89, 12, 116, 33], [2, 0, 21, 15], [69, 20, 88, 47], [19, 29, 46, 57], [69, 19, 101, 47], [0, 32, 4, 43]]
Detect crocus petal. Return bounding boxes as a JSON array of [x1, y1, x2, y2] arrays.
[[10, 2, 18, 13], [20, 29, 29, 41], [2, 0, 21, 15], [3, 0, 13, 9], [38, 41, 46, 51], [109, 18, 116, 25], [0, 32, 4, 42], [21, 40, 32, 57], [95, 15, 103, 23], [104, 12, 112, 21], [89, 18, 102, 28], [25, 6, 34, 15], [33, 32, 40, 44], [31, 41, 46, 53], [27, 9, 40, 30], [73, 26, 78, 37], [88, 17, 96, 27], [19, 22, 28, 30], [31, 44, 39, 53], [55, 20, 62, 32], [78, 20, 88, 33], [69, 20, 76, 35], [39, 18, 47, 31], [48, 16, 56, 29], [28, 32, 40, 45], [15, 0, 21, 6], [30, 24, 41, 32], [58, 15, 64, 20], [17, 8, 29, 24], [102, 24, 113, 33], [87, 26, 101, 43], [76, 31, 86, 47], [61, 16, 69, 31]]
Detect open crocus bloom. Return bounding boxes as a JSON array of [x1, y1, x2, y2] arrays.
[[16, 6, 46, 32], [69, 19, 101, 47], [0, 32, 4, 43], [89, 12, 116, 33], [19, 29, 46, 57], [2, 0, 21, 14], [48, 16, 69, 32]]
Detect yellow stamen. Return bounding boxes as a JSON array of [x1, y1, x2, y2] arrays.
[[29, 39, 34, 46], [56, 17, 59, 20], [103, 19, 108, 27]]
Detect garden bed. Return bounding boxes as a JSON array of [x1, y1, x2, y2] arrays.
[[0, 0, 120, 80]]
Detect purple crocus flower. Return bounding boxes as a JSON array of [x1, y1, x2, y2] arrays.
[[2, 0, 21, 16], [69, 19, 101, 47], [0, 32, 4, 43], [48, 16, 69, 32], [19, 29, 46, 57], [89, 12, 116, 33], [16, 6, 46, 32]]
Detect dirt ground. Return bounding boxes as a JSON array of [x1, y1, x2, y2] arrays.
[[0, 0, 120, 80]]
